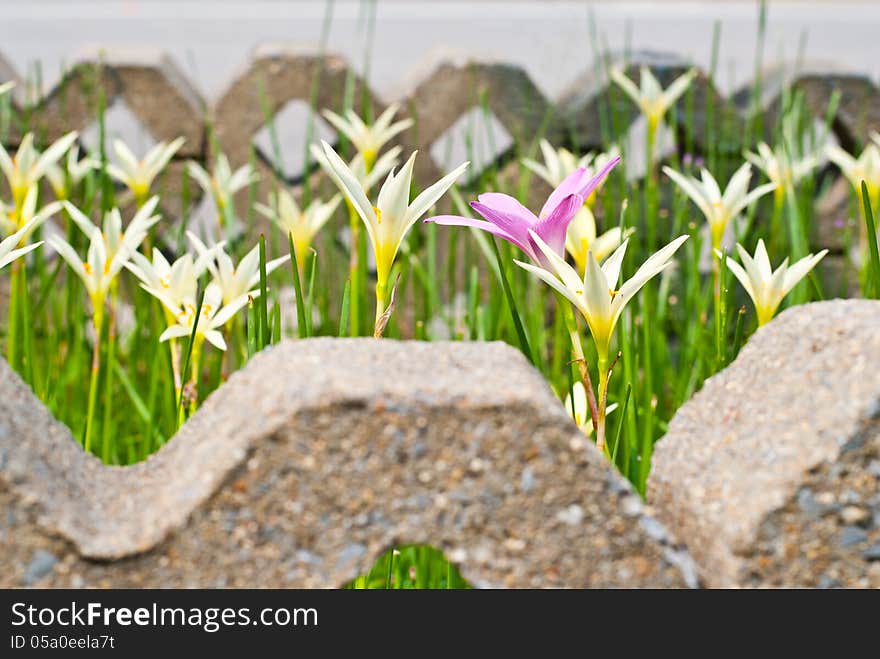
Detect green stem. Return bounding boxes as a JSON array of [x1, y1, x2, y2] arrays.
[[560, 301, 600, 440], [189, 338, 203, 407], [596, 356, 609, 454], [84, 306, 104, 454], [646, 118, 659, 250], [7, 259, 19, 369], [347, 204, 362, 337], [374, 278, 387, 337], [771, 187, 785, 250], [101, 284, 119, 463]]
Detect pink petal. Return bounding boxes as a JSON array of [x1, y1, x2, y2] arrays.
[[539, 167, 590, 219], [476, 192, 536, 224], [425, 214, 538, 260], [533, 193, 583, 257], [575, 155, 620, 199]]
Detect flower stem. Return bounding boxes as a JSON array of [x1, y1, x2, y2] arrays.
[[646, 118, 659, 250], [561, 302, 599, 436], [374, 278, 387, 337], [187, 337, 203, 415], [101, 283, 119, 463], [347, 203, 362, 337], [84, 307, 104, 454], [6, 258, 20, 369], [596, 356, 610, 453], [771, 187, 785, 249]]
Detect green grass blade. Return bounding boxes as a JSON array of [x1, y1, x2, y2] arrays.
[[258, 234, 270, 348], [287, 232, 310, 338], [862, 181, 880, 299], [490, 237, 533, 365], [338, 279, 351, 338]]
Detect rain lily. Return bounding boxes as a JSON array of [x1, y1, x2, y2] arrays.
[[62, 197, 161, 266], [255, 189, 340, 276], [663, 162, 777, 251], [0, 185, 62, 242], [126, 241, 222, 317], [159, 280, 254, 416], [717, 240, 827, 326], [318, 140, 468, 334], [0, 131, 78, 211], [827, 140, 880, 228], [49, 227, 130, 320], [427, 156, 620, 267], [189, 232, 288, 307], [0, 217, 43, 270], [322, 103, 413, 170], [310, 142, 402, 336], [45, 145, 99, 201], [565, 206, 631, 274], [187, 153, 258, 219], [49, 221, 134, 452], [565, 381, 617, 436], [310, 143, 402, 194], [159, 281, 252, 353], [0, 80, 14, 96], [745, 142, 820, 201], [517, 230, 687, 451], [107, 137, 185, 206], [518, 232, 688, 363], [610, 66, 696, 144], [522, 139, 594, 188]]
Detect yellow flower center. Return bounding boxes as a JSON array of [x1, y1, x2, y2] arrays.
[[83, 263, 93, 275], [373, 206, 382, 224]]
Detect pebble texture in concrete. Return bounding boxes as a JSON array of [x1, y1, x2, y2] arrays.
[[0, 338, 694, 588], [649, 299, 880, 588]]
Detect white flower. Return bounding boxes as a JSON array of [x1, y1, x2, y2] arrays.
[[188, 232, 289, 306], [62, 196, 160, 265], [44, 145, 99, 200], [826, 141, 880, 206], [0, 217, 43, 270], [126, 240, 222, 316], [107, 137, 184, 205], [0, 131, 78, 207], [745, 142, 819, 194], [565, 206, 631, 275], [255, 189, 340, 269], [0, 81, 14, 96], [310, 143, 401, 194], [49, 227, 129, 313], [610, 66, 696, 129], [187, 154, 258, 212], [522, 139, 594, 188], [0, 185, 62, 241], [717, 239, 827, 326], [317, 140, 468, 287], [663, 162, 777, 249], [158, 282, 252, 352], [564, 381, 617, 435], [322, 103, 413, 167], [516, 231, 688, 361]]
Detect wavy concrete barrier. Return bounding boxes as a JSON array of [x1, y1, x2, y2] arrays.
[[0, 338, 695, 588], [649, 300, 880, 588]]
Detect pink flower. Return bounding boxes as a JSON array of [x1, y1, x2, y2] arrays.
[[425, 156, 620, 266]]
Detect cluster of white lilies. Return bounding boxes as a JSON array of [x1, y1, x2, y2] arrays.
[[1, 69, 878, 454]]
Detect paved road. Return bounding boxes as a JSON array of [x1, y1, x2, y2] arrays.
[[1, 1, 878, 102]]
